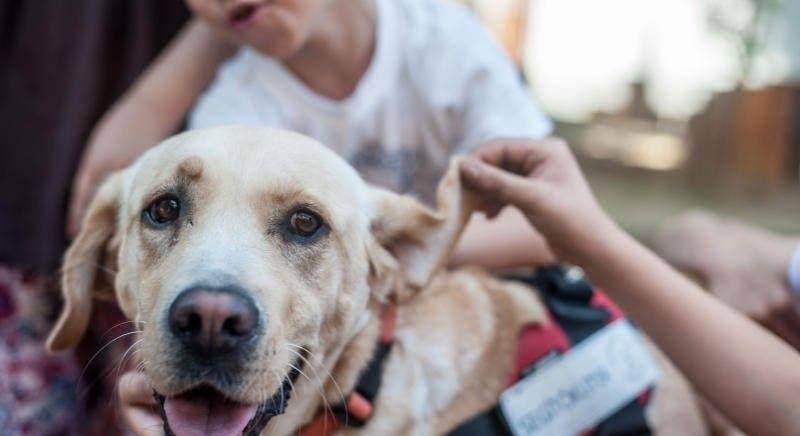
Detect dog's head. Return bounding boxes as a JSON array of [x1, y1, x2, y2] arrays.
[[48, 126, 473, 436]]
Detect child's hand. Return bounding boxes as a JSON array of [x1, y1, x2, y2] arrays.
[[459, 138, 618, 266], [118, 371, 163, 436]]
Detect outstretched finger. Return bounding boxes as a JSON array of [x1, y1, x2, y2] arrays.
[[459, 158, 544, 210], [473, 138, 560, 175]]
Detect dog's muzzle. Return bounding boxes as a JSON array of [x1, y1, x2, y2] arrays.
[[154, 285, 300, 436]]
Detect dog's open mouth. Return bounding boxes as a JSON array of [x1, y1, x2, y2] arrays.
[[154, 362, 302, 436]]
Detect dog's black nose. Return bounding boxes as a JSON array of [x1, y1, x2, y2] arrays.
[[168, 286, 259, 354]]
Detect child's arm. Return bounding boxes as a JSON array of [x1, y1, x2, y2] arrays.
[[67, 19, 235, 235], [459, 138, 800, 436]]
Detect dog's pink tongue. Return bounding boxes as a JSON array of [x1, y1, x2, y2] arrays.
[[164, 393, 257, 436]]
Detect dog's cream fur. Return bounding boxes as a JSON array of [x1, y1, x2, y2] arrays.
[[48, 126, 707, 435]]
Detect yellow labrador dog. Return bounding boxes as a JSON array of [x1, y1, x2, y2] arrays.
[[48, 126, 706, 435]]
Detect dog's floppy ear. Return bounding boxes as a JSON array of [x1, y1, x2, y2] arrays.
[[46, 172, 124, 352], [367, 159, 476, 301]]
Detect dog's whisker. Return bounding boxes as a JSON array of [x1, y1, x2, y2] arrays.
[[286, 348, 337, 427], [98, 320, 147, 340], [294, 345, 347, 409], [279, 371, 312, 436], [288, 377, 302, 436], [112, 352, 151, 416], [135, 359, 147, 373], [287, 358, 332, 436], [109, 353, 154, 423], [287, 343, 348, 419], [286, 343, 311, 353], [77, 330, 144, 395], [107, 340, 143, 391], [286, 360, 314, 392], [290, 344, 342, 397], [114, 338, 144, 383]]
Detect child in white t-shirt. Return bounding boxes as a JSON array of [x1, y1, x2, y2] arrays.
[[69, 0, 555, 270], [189, 0, 551, 205]]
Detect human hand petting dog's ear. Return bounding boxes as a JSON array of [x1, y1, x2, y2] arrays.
[[459, 138, 618, 266]]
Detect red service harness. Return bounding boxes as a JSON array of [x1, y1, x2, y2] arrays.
[[300, 267, 653, 436]]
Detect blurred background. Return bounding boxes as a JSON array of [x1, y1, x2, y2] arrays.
[[461, 0, 800, 237]]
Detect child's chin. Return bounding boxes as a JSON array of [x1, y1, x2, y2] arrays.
[[249, 34, 305, 60]]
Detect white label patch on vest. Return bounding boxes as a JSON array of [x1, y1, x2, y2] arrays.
[[499, 320, 660, 436]]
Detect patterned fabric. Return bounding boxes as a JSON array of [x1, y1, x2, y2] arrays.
[[0, 264, 130, 435]]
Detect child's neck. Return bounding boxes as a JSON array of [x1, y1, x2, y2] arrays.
[[284, 0, 376, 101]]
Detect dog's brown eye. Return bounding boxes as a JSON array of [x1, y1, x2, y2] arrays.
[[146, 196, 180, 225], [289, 210, 321, 237]]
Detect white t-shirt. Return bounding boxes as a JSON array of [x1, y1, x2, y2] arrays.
[[190, 0, 552, 204]]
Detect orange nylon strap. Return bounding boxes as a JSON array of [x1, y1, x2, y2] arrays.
[[298, 304, 396, 436], [380, 303, 397, 343]]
